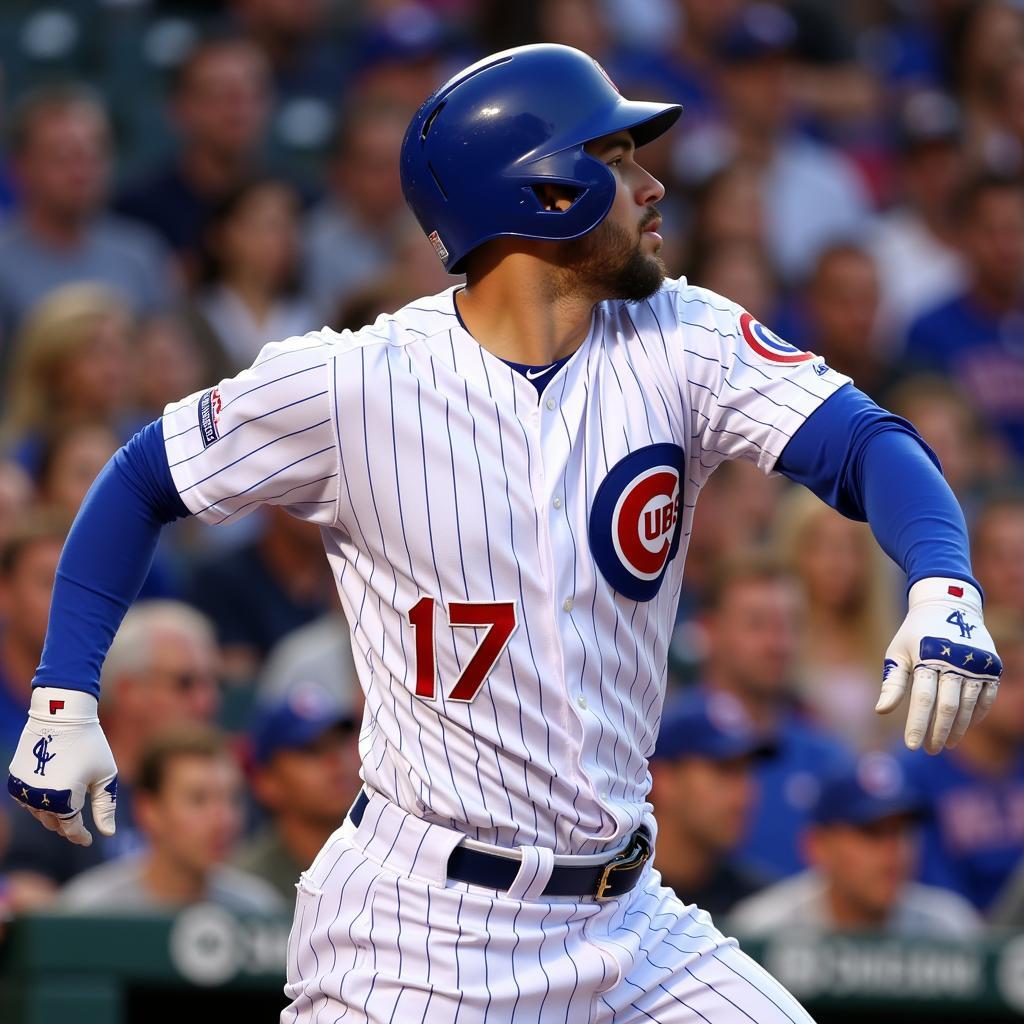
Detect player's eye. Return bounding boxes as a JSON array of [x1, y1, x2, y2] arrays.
[[608, 157, 623, 168]]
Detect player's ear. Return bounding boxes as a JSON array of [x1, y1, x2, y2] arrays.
[[532, 183, 578, 213]]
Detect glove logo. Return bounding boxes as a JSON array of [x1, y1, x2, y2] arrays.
[[589, 443, 685, 602], [946, 610, 976, 639], [32, 735, 55, 776], [739, 312, 815, 364]]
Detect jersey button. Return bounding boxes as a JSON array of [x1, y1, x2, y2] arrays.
[[546, 397, 556, 411], [562, 598, 573, 612], [553, 497, 562, 509], [576, 693, 587, 710]]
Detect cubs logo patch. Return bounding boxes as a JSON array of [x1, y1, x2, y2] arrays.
[[198, 388, 222, 448], [739, 312, 814, 364], [589, 443, 685, 601]]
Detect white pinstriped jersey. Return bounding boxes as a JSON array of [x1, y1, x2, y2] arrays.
[[162, 278, 849, 855]]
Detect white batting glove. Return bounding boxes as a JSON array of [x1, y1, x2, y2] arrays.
[[876, 578, 1002, 754], [7, 687, 117, 846]]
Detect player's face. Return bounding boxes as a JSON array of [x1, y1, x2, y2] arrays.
[[555, 132, 666, 302], [143, 754, 244, 874]]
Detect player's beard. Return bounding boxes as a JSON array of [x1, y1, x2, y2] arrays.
[[554, 211, 666, 303]]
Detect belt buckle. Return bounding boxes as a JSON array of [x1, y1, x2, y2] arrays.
[[595, 829, 652, 900]]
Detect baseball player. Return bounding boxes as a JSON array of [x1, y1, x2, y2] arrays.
[[7, 45, 1002, 1023]]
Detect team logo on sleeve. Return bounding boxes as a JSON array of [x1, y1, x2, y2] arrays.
[[739, 312, 814, 364], [589, 443, 685, 602], [198, 388, 222, 448]]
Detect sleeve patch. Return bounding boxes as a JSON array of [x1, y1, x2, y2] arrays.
[[197, 388, 222, 448], [740, 312, 815, 364]]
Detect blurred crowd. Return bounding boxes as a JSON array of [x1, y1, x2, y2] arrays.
[[0, 0, 1022, 944]]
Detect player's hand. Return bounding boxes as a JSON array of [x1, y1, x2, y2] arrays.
[[7, 687, 117, 846], [876, 578, 1002, 754]]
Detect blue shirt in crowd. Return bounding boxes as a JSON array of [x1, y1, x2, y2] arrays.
[[905, 293, 1024, 457], [897, 746, 1024, 912]]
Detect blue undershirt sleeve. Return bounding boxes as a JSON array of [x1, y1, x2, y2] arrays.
[[776, 384, 978, 593], [33, 419, 190, 698]]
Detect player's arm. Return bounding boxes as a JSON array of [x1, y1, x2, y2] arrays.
[[8, 336, 339, 844], [776, 384, 1000, 754], [7, 420, 189, 844]]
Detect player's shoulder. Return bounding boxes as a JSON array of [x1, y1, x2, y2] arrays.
[[604, 277, 744, 336], [319, 286, 463, 359]]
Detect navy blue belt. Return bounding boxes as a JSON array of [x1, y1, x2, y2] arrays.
[[348, 790, 651, 900]]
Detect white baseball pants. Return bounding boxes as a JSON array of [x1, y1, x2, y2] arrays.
[[281, 790, 814, 1023]]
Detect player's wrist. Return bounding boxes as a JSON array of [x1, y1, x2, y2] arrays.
[[908, 576, 983, 610], [28, 686, 99, 723]]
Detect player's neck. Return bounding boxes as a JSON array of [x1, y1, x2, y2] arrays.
[[457, 258, 597, 365]]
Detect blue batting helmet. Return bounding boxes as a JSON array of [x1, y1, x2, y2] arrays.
[[400, 44, 682, 275]]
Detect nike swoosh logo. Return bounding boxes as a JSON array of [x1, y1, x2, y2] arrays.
[[525, 365, 556, 380]]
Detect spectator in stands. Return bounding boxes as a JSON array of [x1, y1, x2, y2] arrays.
[[132, 315, 208, 422], [257, 611, 361, 712], [788, 244, 890, 399], [684, 161, 768, 274], [0, 516, 67, 764], [674, 3, 871, 282], [772, 488, 898, 750], [649, 689, 775, 917], [60, 724, 283, 914], [885, 375, 997, 507], [729, 752, 983, 937], [37, 423, 119, 517], [114, 37, 273, 282], [236, 681, 360, 903], [897, 609, 1024, 913], [188, 178, 315, 378], [905, 175, 1024, 458], [949, 1, 1024, 171], [869, 90, 967, 343], [0, 85, 174, 338], [2, 601, 220, 883], [0, 284, 136, 476], [688, 240, 779, 326], [699, 553, 849, 877], [185, 506, 337, 680], [972, 492, 1024, 614], [0, 463, 33, 557], [230, 0, 349, 106], [304, 99, 414, 323]]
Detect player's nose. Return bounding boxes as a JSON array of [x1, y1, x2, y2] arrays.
[[635, 165, 665, 207]]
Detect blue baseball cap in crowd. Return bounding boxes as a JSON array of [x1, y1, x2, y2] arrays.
[[717, 3, 797, 63], [250, 681, 354, 767], [811, 752, 926, 827], [653, 690, 777, 762]]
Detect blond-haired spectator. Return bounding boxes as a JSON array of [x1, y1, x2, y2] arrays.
[[1, 283, 137, 476], [773, 487, 898, 750]]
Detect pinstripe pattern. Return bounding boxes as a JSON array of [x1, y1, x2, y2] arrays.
[[281, 791, 816, 1022], [162, 282, 847, 858]]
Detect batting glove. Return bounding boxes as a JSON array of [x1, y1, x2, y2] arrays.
[[7, 687, 117, 846], [876, 578, 1002, 754]]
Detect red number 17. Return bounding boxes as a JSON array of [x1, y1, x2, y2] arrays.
[[407, 597, 517, 702]]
